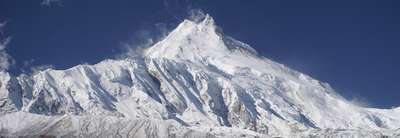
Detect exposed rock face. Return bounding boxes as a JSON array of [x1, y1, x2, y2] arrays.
[[0, 15, 399, 137], [0, 71, 23, 114]]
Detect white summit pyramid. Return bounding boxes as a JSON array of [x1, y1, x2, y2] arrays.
[[0, 15, 399, 138]]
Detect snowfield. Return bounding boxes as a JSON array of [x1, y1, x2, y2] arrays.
[[0, 15, 399, 138]]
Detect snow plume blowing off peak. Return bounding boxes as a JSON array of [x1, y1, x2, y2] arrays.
[[145, 14, 258, 63], [145, 14, 226, 60], [0, 22, 14, 71], [0, 14, 400, 138]]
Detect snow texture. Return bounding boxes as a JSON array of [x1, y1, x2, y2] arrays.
[[0, 15, 399, 138]]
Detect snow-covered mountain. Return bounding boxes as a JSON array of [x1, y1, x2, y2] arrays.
[[0, 15, 399, 138]]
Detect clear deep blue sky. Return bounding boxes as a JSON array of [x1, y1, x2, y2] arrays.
[[0, 0, 399, 108]]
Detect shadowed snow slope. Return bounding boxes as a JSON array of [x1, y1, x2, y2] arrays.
[[0, 15, 399, 137]]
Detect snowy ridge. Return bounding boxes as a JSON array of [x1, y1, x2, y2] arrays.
[[0, 15, 399, 137]]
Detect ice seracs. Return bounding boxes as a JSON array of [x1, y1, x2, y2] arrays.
[[0, 14, 399, 137]]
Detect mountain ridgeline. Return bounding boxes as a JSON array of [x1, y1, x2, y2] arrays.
[[0, 15, 399, 137]]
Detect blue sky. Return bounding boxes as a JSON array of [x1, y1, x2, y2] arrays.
[[0, 0, 399, 108]]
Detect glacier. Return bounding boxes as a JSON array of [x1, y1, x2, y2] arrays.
[[0, 14, 399, 138]]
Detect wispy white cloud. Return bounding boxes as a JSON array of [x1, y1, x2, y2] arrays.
[[116, 22, 171, 59], [0, 22, 6, 34], [349, 95, 372, 107], [0, 21, 15, 71], [41, 0, 62, 6], [188, 9, 206, 23]]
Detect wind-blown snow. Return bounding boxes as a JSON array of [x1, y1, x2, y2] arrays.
[[0, 15, 399, 138], [0, 22, 14, 71]]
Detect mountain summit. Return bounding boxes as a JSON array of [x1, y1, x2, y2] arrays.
[[0, 15, 399, 137], [146, 15, 258, 63]]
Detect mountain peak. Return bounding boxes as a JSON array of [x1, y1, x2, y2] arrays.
[[144, 14, 229, 62], [144, 14, 259, 63], [197, 14, 216, 27], [183, 13, 215, 28], [2, 14, 400, 137]]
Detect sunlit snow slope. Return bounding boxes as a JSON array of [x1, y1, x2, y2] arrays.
[[0, 15, 399, 138]]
